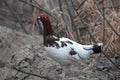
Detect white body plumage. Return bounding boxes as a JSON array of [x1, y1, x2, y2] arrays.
[[44, 36, 103, 65]]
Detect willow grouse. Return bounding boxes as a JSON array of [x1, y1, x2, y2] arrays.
[[38, 13, 103, 66]]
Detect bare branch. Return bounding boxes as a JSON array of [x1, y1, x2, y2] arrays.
[[93, 0, 120, 38], [3, 0, 28, 34], [70, 0, 97, 43], [19, 0, 59, 23], [93, 0, 120, 70], [13, 66, 54, 80]]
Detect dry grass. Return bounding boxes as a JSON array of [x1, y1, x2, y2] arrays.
[[4, 0, 119, 57], [36, 0, 120, 57], [1, 1, 120, 79]]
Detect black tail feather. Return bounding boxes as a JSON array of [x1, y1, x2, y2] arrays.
[[92, 45, 102, 53]]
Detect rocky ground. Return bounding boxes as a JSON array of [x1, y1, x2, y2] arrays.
[[0, 26, 120, 80]]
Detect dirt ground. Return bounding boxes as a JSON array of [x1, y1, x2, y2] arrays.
[[0, 26, 120, 80]]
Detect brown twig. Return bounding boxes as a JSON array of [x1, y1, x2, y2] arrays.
[[19, 0, 59, 24], [97, 6, 120, 9], [19, 0, 51, 16], [58, 0, 63, 12], [93, 0, 120, 38], [102, 1, 106, 45], [64, 0, 75, 28], [72, 0, 87, 17], [64, 0, 81, 42], [93, 0, 120, 70], [76, 0, 87, 11], [21, 74, 30, 80], [3, 0, 28, 34], [58, 0, 75, 40], [101, 51, 120, 70], [13, 66, 53, 80], [70, 0, 97, 43]]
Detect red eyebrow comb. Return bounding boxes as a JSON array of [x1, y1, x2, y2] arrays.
[[39, 13, 48, 18]]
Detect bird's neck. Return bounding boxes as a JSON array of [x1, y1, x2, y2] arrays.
[[42, 18, 54, 44]]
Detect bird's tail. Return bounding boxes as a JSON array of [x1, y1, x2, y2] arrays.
[[83, 43, 103, 54], [92, 43, 103, 53]]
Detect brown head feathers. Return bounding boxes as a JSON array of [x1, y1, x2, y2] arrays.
[[39, 13, 55, 45]]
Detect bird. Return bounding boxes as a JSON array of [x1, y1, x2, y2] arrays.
[[38, 13, 103, 78]]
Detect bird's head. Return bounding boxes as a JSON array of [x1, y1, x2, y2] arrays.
[[37, 13, 54, 44], [39, 13, 48, 19], [38, 13, 51, 27]]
